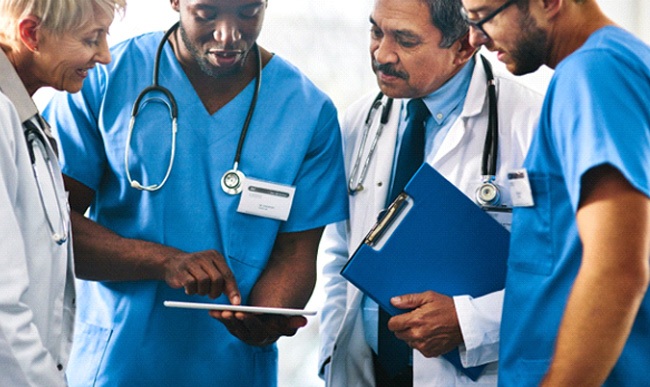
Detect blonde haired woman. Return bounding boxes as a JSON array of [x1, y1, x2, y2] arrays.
[[0, 0, 125, 385]]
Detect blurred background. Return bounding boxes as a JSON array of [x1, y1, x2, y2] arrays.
[[34, 1, 650, 385]]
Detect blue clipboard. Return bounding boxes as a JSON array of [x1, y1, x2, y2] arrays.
[[341, 163, 510, 380]]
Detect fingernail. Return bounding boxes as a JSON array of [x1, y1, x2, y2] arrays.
[[392, 296, 401, 303]]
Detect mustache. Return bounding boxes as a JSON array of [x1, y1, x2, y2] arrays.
[[373, 61, 408, 79]]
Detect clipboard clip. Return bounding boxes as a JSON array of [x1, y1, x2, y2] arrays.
[[364, 192, 409, 246]]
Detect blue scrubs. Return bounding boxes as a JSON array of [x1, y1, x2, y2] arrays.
[[44, 31, 348, 386], [499, 27, 650, 386]]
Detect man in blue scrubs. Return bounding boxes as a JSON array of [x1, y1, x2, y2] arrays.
[[461, 0, 650, 385], [43, 0, 348, 385]]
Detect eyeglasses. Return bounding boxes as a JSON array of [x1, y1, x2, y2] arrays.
[[461, 0, 517, 41]]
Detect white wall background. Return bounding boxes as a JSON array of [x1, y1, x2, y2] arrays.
[[36, 1, 649, 386]]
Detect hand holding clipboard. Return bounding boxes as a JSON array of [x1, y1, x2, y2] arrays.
[[341, 163, 510, 380]]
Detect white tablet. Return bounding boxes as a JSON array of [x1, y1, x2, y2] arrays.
[[163, 301, 317, 316]]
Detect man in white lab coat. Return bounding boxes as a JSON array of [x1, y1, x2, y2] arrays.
[[318, 0, 544, 385]]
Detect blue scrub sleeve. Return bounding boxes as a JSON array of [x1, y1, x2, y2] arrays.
[[280, 100, 348, 233], [549, 50, 650, 210], [43, 68, 108, 192]]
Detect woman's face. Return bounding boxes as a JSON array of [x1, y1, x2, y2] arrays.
[[33, 5, 113, 93]]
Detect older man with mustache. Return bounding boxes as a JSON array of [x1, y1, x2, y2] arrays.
[[318, 0, 545, 385]]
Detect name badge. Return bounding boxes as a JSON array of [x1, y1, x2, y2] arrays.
[[507, 169, 535, 207], [237, 177, 296, 221]]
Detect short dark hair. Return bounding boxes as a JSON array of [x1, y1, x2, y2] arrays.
[[424, 0, 469, 48]]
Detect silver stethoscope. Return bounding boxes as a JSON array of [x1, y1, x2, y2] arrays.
[[25, 117, 70, 245], [348, 55, 502, 207], [0, 50, 69, 245], [125, 22, 262, 195]]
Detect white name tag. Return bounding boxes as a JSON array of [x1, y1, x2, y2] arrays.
[[507, 169, 535, 207], [237, 177, 295, 221]]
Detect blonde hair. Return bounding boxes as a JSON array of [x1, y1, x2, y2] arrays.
[[0, 0, 126, 49]]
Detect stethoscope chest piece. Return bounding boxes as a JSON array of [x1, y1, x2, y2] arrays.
[[221, 169, 245, 195], [476, 177, 501, 207]]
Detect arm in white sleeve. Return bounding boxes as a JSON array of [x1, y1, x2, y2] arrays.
[[453, 289, 503, 367], [318, 220, 350, 379], [0, 116, 67, 386], [0, 238, 65, 387]]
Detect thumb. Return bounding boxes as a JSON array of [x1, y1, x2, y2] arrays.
[[390, 292, 426, 309]]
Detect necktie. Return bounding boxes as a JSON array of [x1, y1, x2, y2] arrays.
[[387, 98, 429, 203], [377, 98, 428, 383]]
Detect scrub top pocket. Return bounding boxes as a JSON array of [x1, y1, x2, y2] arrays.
[[67, 321, 113, 386], [508, 174, 555, 276]]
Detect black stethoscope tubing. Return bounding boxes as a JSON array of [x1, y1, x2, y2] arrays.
[[479, 54, 498, 179], [364, 91, 394, 126], [221, 37, 262, 195], [127, 22, 261, 194], [131, 22, 180, 121]]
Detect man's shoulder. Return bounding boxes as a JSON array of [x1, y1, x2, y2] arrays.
[[558, 26, 650, 80], [469, 55, 546, 113], [339, 91, 378, 127], [345, 91, 387, 116], [493, 69, 546, 101], [266, 55, 325, 91], [264, 54, 336, 110], [488, 70, 546, 123], [107, 31, 164, 65]]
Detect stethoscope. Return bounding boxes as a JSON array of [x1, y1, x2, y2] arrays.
[[0, 49, 69, 245], [348, 55, 502, 207], [24, 117, 70, 245], [125, 22, 262, 195]]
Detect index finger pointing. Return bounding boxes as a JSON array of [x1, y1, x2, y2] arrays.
[[210, 255, 240, 305]]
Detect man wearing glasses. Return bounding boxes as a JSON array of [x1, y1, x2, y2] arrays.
[[462, 0, 650, 385], [460, 0, 516, 42]]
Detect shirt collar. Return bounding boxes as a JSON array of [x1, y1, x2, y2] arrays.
[[418, 57, 475, 125]]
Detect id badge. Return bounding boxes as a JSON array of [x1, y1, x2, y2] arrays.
[[237, 177, 296, 221], [507, 169, 535, 207]]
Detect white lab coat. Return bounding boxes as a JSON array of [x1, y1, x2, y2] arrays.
[[0, 92, 75, 386], [319, 58, 544, 386]]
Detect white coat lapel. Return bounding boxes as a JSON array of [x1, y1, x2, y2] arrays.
[[371, 96, 400, 212], [431, 58, 488, 167]]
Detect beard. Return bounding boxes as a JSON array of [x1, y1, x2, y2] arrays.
[[179, 24, 249, 79], [509, 11, 548, 75]]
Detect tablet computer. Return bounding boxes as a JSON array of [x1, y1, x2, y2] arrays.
[[163, 301, 317, 316]]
